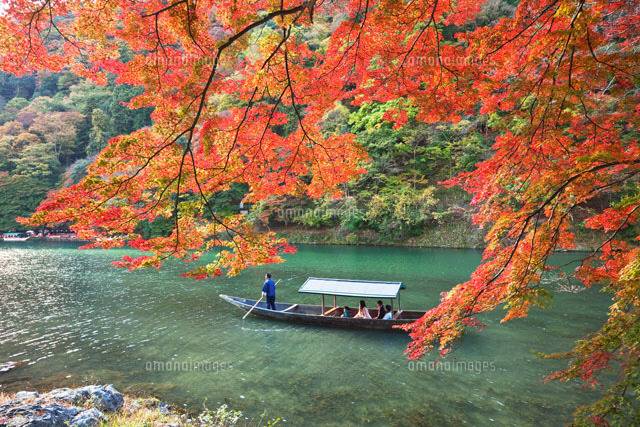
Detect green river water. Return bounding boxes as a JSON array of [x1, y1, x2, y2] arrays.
[[0, 242, 609, 426]]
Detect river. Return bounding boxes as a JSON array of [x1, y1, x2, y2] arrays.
[[0, 242, 608, 426]]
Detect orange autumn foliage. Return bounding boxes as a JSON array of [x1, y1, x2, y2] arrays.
[[1, 0, 639, 422]]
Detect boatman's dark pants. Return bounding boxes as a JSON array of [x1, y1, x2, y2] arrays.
[[266, 296, 276, 310]]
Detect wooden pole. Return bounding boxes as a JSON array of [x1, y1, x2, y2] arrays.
[[243, 296, 263, 319], [321, 295, 325, 315], [333, 295, 336, 307]]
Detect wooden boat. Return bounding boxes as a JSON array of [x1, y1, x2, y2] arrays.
[[220, 277, 426, 331]]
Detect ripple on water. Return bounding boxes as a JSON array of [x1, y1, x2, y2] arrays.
[[0, 242, 611, 426]]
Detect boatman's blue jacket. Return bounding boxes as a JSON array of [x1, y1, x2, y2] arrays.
[[262, 279, 276, 297]]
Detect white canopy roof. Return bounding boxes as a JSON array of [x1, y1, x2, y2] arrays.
[[298, 277, 404, 298]]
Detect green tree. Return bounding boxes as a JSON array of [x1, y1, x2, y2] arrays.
[[23, 96, 65, 114], [109, 85, 152, 135], [34, 72, 60, 97], [321, 103, 351, 136], [29, 111, 84, 164], [56, 72, 81, 93], [65, 81, 112, 114], [365, 181, 438, 237], [0, 175, 51, 230], [87, 108, 111, 155], [12, 142, 60, 181], [0, 97, 29, 124], [0, 73, 35, 101], [0, 138, 12, 171]]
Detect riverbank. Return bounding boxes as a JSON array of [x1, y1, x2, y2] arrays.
[[274, 222, 605, 251], [0, 385, 267, 426], [273, 222, 484, 248]]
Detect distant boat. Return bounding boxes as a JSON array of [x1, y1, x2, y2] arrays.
[[2, 232, 30, 242], [220, 277, 425, 331]]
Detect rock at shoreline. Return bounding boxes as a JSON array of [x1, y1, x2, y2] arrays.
[[0, 385, 121, 427], [82, 385, 123, 412], [13, 392, 39, 402], [44, 385, 123, 412], [0, 403, 79, 426], [0, 384, 251, 426], [45, 388, 85, 404], [71, 408, 105, 427]]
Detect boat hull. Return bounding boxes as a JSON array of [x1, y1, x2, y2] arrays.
[[2, 237, 30, 242], [219, 294, 424, 331]]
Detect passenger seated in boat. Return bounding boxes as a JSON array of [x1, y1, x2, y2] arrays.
[[375, 300, 386, 319], [354, 300, 372, 319], [382, 305, 393, 320], [342, 306, 350, 318]]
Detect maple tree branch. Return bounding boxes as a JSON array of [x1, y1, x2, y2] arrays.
[[186, 144, 248, 264], [585, 28, 636, 78], [462, 160, 640, 316], [397, 0, 439, 72], [142, 0, 188, 18], [128, 1, 314, 257], [482, 0, 560, 58]]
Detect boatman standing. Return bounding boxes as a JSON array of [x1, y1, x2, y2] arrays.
[[262, 273, 277, 310]]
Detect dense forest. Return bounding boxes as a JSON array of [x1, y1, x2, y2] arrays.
[[0, 70, 494, 244], [0, 68, 602, 247], [0, 72, 152, 231], [261, 103, 493, 246], [0, 0, 522, 243]]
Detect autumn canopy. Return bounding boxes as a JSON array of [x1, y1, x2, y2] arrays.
[[1, 0, 638, 423]]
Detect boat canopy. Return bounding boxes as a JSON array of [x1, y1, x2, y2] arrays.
[[298, 277, 404, 299]]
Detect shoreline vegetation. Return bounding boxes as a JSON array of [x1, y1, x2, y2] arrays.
[[273, 223, 606, 252], [0, 385, 279, 427]]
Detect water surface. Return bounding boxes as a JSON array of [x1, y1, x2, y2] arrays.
[[0, 242, 608, 426]]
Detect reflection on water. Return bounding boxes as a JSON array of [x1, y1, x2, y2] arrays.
[[0, 241, 608, 426]]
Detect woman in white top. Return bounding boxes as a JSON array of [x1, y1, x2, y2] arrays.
[[354, 300, 372, 319]]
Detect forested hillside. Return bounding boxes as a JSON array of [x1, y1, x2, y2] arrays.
[[0, 70, 494, 244], [261, 103, 494, 247], [0, 72, 152, 230], [0, 74, 602, 247], [0, 0, 523, 243], [0, 0, 524, 245]]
